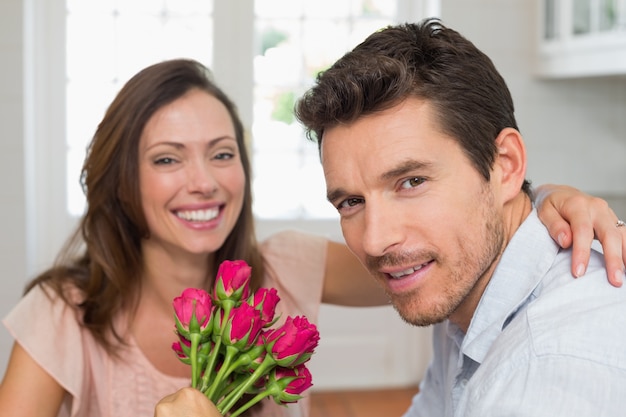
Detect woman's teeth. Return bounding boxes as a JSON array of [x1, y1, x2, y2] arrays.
[[176, 208, 219, 222]]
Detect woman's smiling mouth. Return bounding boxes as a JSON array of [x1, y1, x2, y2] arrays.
[[175, 208, 220, 222]]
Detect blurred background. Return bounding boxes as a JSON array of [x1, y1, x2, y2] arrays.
[[1, 0, 625, 390]]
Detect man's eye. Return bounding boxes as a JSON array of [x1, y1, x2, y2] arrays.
[[338, 197, 364, 210], [400, 177, 426, 189]]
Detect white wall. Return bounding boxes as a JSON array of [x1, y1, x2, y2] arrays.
[[0, 0, 28, 378], [440, 0, 626, 216]]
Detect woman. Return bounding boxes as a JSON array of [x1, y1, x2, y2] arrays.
[[1, 59, 623, 417]]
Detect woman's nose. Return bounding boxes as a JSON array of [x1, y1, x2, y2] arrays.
[[187, 162, 218, 196]]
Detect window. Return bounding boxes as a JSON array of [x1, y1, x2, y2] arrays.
[[252, 0, 397, 218], [65, 0, 214, 215], [63, 0, 439, 220]]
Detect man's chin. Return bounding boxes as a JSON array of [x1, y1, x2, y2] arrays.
[[391, 299, 450, 327]]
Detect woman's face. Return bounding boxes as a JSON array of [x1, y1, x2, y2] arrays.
[[138, 88, 246, 258]]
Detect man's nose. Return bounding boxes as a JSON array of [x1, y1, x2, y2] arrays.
[[361, 199, 403, 258]]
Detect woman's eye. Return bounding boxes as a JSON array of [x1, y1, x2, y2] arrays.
[[400, 177, 426, 189], [154, 157, 176, 165], [338, 197, 364, 210], [214, 152, 235, 160]]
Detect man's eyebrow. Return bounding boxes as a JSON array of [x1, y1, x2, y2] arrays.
[[326, 160, 431, 204], [380, 160, 432, 181], [326, 187, 348, 205]]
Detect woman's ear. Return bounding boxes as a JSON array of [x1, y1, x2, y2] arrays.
[[494, 127, 527, 202]]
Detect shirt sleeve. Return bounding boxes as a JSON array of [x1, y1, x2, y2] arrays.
[[2, 284, 88, 415], [260, 230, 327, 325]]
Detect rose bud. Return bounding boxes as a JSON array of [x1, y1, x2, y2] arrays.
[[269, 364, 313, 404], [263, 316, 320, 367], [222, 303, 264, 351], [171, 340, 191, 364], [173, 287, 215, 340], [213, 260, 252, 303], [249, 287, 280, 327]]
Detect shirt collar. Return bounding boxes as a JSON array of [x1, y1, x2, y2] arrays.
[[461, 208, 560, 363]]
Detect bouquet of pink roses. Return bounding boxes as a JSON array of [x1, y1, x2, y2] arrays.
[[171, 259, 320, 417]]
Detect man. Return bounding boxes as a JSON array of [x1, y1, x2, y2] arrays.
[[294, 18, 626, 416]]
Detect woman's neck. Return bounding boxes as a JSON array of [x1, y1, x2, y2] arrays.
[[140, 240, 216, 306]]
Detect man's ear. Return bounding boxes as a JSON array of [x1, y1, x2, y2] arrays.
[[494, 127, 527, 202]]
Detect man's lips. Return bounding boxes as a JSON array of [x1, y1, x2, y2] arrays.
[[387, 261, 432, 279], [381, 260, 435, 293]]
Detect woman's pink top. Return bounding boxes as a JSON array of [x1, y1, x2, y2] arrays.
[[3, 230, 327, 417]]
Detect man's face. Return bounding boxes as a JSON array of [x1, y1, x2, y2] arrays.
[[321, 98, 505, 327]]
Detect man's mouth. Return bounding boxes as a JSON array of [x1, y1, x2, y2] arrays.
[[388, 261, 431, 279]]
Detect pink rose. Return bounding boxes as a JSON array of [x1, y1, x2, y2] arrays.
[[263, 316, 319, 367], [213, 260, 252, 302], [171, 337, 193, 365], [173, 287, 214, 337], [250, 287, 280, 327], [223, 303, 263, 351], [172, 340, 187, 359], [269, 364, 313, 404]]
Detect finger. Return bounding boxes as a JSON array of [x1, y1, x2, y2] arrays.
[[537, 199, 573, 249], [594, 228, 624, 287], [590, 210, 625, 287], [568, 219, 595, 278], [602, 233, 624, 287]]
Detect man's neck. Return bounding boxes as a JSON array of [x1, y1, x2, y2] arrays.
[[450, 192, 533, 332]]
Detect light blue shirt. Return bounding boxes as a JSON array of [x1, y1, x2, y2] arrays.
[[404, 209, 626, 417]]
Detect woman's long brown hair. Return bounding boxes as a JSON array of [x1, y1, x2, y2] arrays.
[[26, 59, 265, 353]]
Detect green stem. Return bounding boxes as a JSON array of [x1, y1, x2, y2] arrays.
[[200, 337, 222, 392], [217, 355, 276, 415], [224, 344, 265, 376], [205, 345, 238, 402], [227, 386, 279, 417], [189, 333, 201, 389], [213, 377, 239, 404], [211, 346, 263, 401], [200, 303, 232, 393]]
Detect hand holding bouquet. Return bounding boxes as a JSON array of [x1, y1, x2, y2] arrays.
[[172, 260, 319, 417]]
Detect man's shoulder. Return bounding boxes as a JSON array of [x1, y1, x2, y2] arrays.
[[508, 251, 626, 366], [531, 247, 624, 314]]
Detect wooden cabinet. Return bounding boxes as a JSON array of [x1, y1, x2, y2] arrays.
[[537, 0, 626, 78]]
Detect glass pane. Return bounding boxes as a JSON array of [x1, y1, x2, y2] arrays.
[[65, 0, 213, 216], [544, 0, 557, 39], [599, 0, 618, 31], [252, 0, 397, 219], [573, 0, 592, 35]]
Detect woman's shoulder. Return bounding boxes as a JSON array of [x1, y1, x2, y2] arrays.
[[24, 281, 85, 311], [4, 282, 84, 336], [260, 230, 328, 274], [260, 229, 327, 254], [259, 230, 327, 304]]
